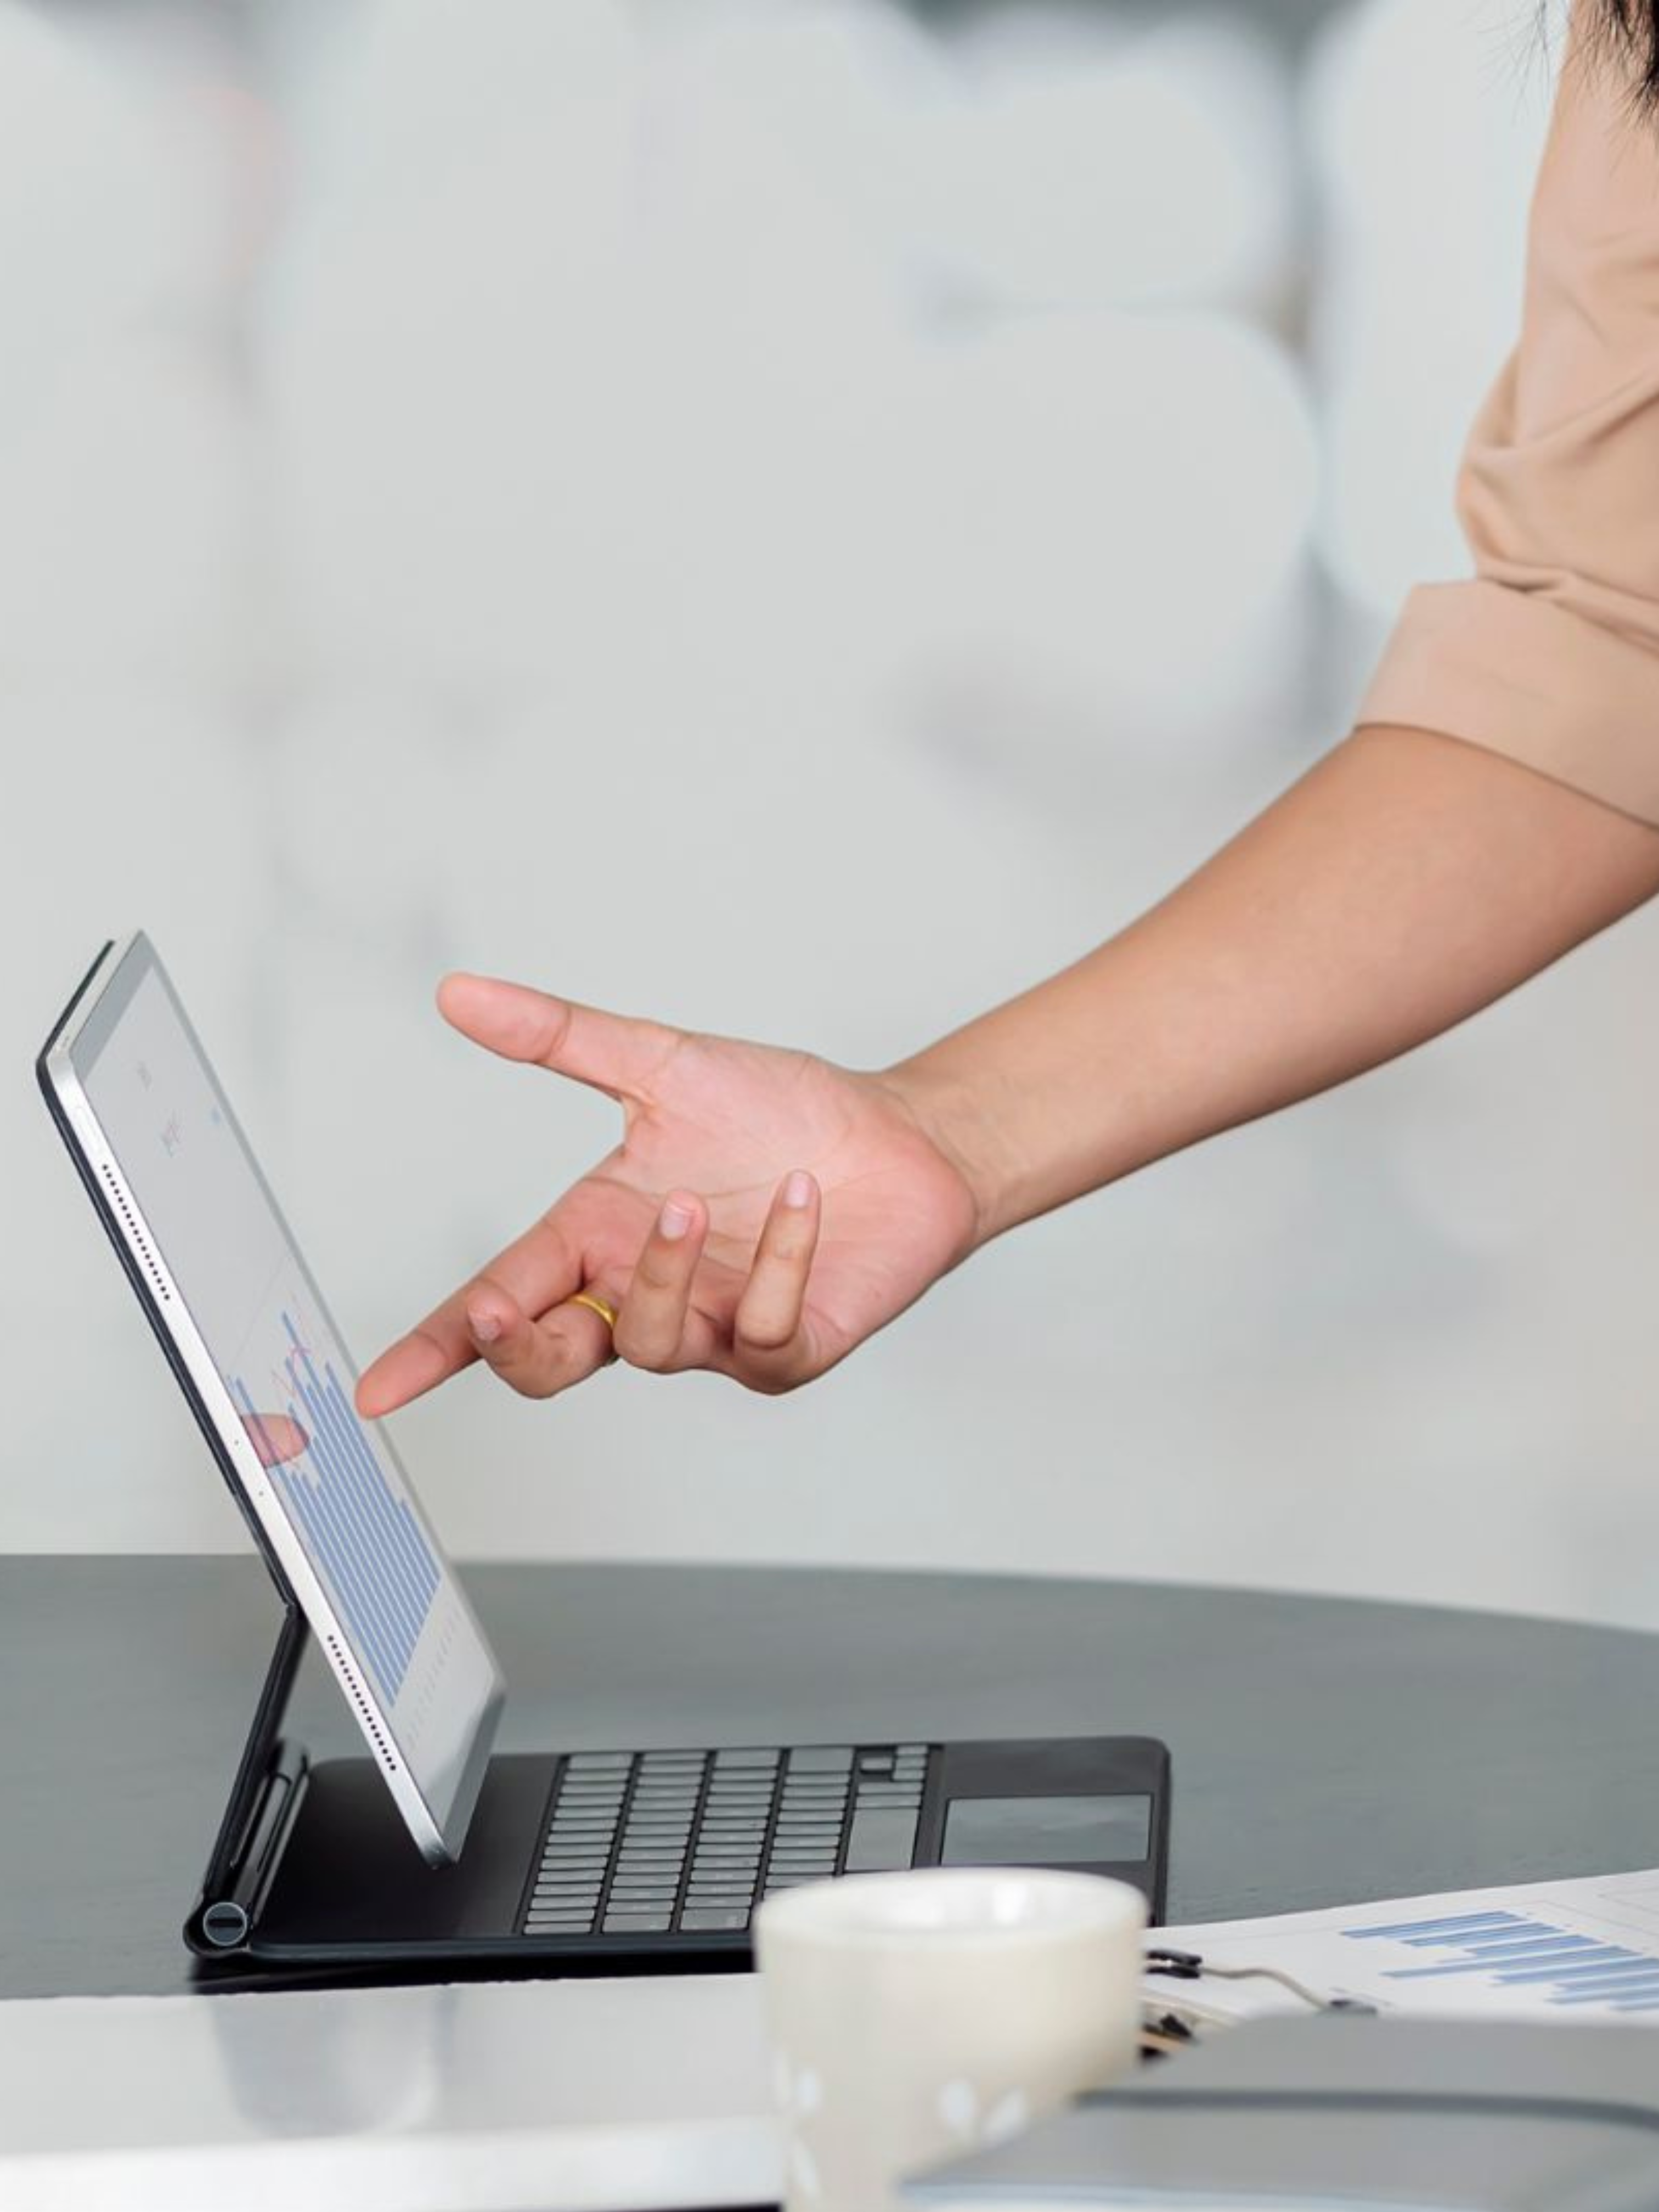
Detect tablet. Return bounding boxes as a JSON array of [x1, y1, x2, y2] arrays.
[[38, 934, 503, 1864]]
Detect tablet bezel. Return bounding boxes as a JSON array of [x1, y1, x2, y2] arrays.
[[38, 933, 503, 1866]]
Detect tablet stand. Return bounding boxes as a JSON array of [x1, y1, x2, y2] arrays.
[[186, 1593, 312, 1953]]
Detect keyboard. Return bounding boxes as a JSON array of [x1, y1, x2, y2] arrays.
[[520, 1742, 930, 1937]]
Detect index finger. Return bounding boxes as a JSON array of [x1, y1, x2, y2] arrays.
[[355, 1209, 583, 1418]]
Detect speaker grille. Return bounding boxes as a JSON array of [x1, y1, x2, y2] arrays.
[[101, 1164, 170, 1302], [326, 1634, 399, 1774]]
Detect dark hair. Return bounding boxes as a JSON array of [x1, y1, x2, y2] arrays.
[[1595, 1, 1659, 106]]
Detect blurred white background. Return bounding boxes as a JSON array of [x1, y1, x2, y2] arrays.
[[10, 0, 1659, 1628]]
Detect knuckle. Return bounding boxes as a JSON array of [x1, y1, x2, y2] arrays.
[[495, 1328, 568, 1395], [735, 1309, 797, 1355], [500, 1361, 562, 1401], [760, 1232, 812, 1271], [615, 1326, 673, 1374]]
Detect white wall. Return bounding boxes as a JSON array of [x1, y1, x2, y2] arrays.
[[14, 0, 1659, 1631]]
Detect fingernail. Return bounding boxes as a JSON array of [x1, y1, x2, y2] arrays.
[[783, 1170, 814, 1209], [468, 1306, 503, 1344], [659, 1197, 696, 1241]]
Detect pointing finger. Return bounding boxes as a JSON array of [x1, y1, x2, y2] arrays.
[[356, 1209, 583, 1418]]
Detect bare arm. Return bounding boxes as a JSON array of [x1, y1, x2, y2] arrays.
[[358, 7, 1659, 1415], [359, 721, 1659, 1414], [892, 724, 1659, 1244]]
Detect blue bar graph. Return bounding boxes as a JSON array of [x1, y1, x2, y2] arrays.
[[1341, 1910, 1659, 2013], [234, 1311, 439, 1701]]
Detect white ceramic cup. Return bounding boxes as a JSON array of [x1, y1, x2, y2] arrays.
[[753, 1866, 1147, 2211]]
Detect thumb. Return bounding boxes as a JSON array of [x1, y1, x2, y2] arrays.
[[436, 973, 678, 1102]]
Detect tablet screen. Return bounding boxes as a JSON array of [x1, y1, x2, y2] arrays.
[[66, 944, 500, 1852]]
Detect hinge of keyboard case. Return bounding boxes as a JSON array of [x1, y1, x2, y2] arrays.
[[184, 1596, 313, 1957], [190, 1736, 311, 1951]]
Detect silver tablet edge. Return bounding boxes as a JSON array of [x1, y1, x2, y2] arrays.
[[44, 938, 499, 1868]]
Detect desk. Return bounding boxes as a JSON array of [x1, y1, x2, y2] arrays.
[[7, 1558, 1659, 2000]]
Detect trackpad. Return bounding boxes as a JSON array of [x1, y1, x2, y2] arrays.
[[940, 1793, 1152, 1867]]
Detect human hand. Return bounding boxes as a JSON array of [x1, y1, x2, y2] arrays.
[[354, 975, 983, 1412]]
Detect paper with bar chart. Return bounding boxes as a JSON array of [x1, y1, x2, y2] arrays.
[[1148, 1867, 1659, 2028]]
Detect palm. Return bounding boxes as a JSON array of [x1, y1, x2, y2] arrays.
[[356, 978, 983, 1417], [562, 1036, 977, 1373]]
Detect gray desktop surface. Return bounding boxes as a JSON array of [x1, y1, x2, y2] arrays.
[[5, 1557, 1659, 2000]]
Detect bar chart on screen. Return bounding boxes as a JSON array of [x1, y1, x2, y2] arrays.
[[232, 1304, 439, 1701], [1149, 1870, 1659, 2028]]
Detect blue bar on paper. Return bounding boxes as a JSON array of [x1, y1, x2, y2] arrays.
[[1549, 1976, 1659, 2006], [1386, 1940, 1629, 1980], [1342, 1913, 1526, 1942], [1399, 1922, 1565, 1950], [1491, 1949, 1648, 1983], [1393, 1936, 1586, 1965], [1534, 1958, 1659, 1987]]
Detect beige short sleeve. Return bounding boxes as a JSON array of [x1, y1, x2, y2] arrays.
[[1356, 10, 1659, 825]]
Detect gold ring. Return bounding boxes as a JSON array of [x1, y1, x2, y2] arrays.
[[568, 1290, 619, 1332]]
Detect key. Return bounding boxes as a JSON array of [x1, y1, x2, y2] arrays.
[[680, 1908, 752, 1931], [844, 1806, 919, 1874]]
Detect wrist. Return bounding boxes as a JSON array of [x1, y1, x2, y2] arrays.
[[877, 1046, 1031, 1252]]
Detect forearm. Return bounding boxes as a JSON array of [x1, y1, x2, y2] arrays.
[[890, 725, 1659, 1245]]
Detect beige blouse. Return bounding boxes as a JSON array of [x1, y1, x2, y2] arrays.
[[1356, 8, 1659, 825]]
